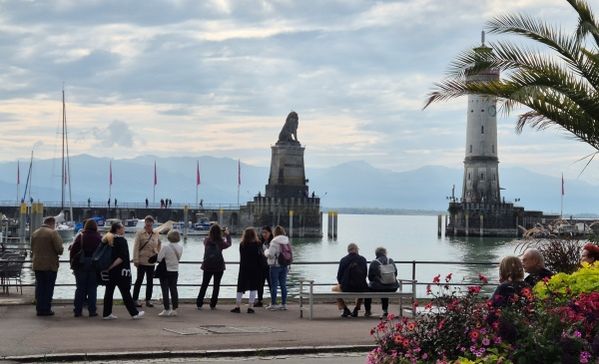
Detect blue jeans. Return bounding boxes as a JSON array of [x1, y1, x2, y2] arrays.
[[74, 270, 98, 315], [269, 266, 288, 305], [34, 270, 57, 314]]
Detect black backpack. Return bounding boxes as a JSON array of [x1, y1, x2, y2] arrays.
[[203, 241, 224, 271]]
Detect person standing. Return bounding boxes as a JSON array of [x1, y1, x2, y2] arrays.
[[264, 225, 291, 310], [255, 226, 272, 307], [196, 224, 232, 309], [145, 198, 149, 208], [364, 247, 399, 318], [70, 219, 102, 317], [334, 243, 368, 318], [31, 216, 64, 316], [231, 228, 262, 314], [521, 249, 553, 287], [102, 222, 144, 320], [132, 215, 161, 308], [157, 230, 183, 317]]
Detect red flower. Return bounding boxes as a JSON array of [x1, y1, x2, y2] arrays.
[[468, 286, 481, 294], [426, 284, 432, 295], [469, 330, 480, 341], [425, 302, 433, 310], [445, 273, 453, 282], [433, 274, 441, 284], [478, 273, 489, 284], [407, 322, 416, 331]]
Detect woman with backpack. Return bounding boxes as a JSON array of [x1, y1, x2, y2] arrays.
[[196, 224, 232, 310], [156, 229, 183, 317], [363, 247, 399, 319], [255, 226, 273, 307], [231, 227, 263, 314], [70, 219, 102, 317], [102, 222, 144, 320], [264, 225, 291, 311]]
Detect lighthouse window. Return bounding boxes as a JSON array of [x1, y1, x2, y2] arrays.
[[492, 144, 495, 153], [468, 173, 471, 180], [469, 145, 472, 153], [481, 125, 484, 134], [480, 173, 484, 180]]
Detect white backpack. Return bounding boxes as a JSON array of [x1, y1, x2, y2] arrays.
[[376, 259, 397, 285]]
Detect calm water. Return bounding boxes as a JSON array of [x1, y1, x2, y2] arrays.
[[21, 214, 522, 299]]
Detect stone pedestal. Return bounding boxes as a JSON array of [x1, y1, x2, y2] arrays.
[[265, 143, 308, 199]]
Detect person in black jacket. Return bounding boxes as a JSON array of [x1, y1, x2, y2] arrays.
[[521, 249, 552, 287], [196, 224, 232, 309], [231, 227, 262, 314], [364, 247, 399, 318], [102, 222, 144, 320], [70, 219, 102, 317], [333, 243, 368, 318], [255, 226, 273, 307]]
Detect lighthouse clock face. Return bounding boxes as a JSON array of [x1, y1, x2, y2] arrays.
[[488, 105, 497, 117]]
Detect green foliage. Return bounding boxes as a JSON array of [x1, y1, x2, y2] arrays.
[[533, 263, 599, 301]]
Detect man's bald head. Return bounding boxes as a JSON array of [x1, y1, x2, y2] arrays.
[[521, 248, 544, 273]]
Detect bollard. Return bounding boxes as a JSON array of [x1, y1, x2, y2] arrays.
[[183, 205, 189, 241], [465, 213, 469, 237], [289, 210, 294, 238], [479, 214, 484, 237], [219, 208, 224, 226], [327, 211, 332, 238], [332, 211, 338, 239], [437, 215, 442, 237]]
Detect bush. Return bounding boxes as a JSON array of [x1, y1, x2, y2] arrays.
[[368, 269, 598, 363]]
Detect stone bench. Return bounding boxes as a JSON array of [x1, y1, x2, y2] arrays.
[[298, 279, 417, 320]]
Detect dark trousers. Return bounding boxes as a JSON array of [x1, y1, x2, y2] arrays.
[[196, 270, 224, 308], [159, 272, 179, 310], [34, 270, 57, 314], [364, 287, 397, 313], [257, 264, 271, 302], [74, 270, 97, 315], [132, 265, 154, 301], [103, 279, 139, 317]]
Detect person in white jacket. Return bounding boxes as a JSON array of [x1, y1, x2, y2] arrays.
[[264, 225, 290, 310], [156, 230, 183, 317]]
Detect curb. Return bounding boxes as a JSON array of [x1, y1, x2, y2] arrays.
[[2, 345, 375, 362]]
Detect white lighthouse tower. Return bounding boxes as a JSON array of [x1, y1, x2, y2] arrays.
[[462, 32, 500, 204]]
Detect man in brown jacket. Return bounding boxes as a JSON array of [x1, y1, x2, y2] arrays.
[[31, 216, 64, 316], [132, 215, 161, 307]]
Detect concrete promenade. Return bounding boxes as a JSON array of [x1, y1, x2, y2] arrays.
[[0, 292, 378, 362]]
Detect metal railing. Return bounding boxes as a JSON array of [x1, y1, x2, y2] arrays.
[[2, 259, 500, 296], [0, 200, 242, 210]]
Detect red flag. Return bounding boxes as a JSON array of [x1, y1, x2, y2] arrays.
[[561, 173, 564, 196], [109, 160, 113, 186], [17, 161, 20, 185], [154, 161, 157, 186], [196, 160, 201, 186], [237, 159, 241, 186]]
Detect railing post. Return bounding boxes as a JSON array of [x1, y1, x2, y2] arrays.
[[411, 260, 416, 281]]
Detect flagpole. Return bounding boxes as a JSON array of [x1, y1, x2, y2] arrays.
[[196, 160, 200, 208], [153, 161, 157, 204], [561, 173, 564, 218], [108, 160, 112, 202], [16, 161, 20, 203], [237, 159, 240, 206]]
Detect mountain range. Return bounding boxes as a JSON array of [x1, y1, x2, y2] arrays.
[[0, 154, 597, 215]]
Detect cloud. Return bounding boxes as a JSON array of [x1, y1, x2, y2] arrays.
[[92, 120, 136, 148]]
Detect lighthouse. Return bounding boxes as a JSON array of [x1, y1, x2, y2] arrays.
[[462, 32, 500, 204]]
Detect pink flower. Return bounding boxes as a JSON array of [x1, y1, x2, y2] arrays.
[[445, 273, 453, 282], [478, 273, 488, 284], [426, 284, 432, 295], [432, 274, 441, 284], [482, 338, 490, 346], [468, 286, 481, 294]]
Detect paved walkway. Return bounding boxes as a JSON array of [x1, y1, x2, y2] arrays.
[[0, 297, 380, 361]]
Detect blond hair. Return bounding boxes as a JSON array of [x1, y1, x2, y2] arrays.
[[273, 225, 286, 237]]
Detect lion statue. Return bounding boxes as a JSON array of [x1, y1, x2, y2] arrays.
[[277, 111, 299, 144]]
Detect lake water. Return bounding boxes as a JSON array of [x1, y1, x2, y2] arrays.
[[20, 214, 523, 300]]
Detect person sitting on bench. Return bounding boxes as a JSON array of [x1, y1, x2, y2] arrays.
[[333, 243, 368, 318], [364, 247, 399, 319]]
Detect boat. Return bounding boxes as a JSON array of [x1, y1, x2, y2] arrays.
[[124, 218, 145, 233], [55, 90, 75, 242]]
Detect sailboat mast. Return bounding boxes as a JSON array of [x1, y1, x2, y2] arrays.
[[61, 89, 65, 211]]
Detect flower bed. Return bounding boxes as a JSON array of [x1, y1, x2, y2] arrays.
[[368, 264, 599, 363]]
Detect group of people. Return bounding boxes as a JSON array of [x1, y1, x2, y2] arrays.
[[30, 214, 293, 320], [490, 243, 598, 307]]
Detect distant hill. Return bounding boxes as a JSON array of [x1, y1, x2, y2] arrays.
[[0, 155, 597, 215]]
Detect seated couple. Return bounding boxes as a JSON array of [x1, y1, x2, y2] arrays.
[[334, 243, 399, 318]]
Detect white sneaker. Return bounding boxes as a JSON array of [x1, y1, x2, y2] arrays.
[[278, 304, 288, 311], [170, 309, 178, 317], [158, 310, 171, 317], [132, 311, 145, 320], [103, 314, 118, 320], [266, 304, 280, 311]]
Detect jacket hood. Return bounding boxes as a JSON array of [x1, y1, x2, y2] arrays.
[[271, 235, 289, 245]]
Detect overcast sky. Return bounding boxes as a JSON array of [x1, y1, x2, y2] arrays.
[[1, 0, 598, 183]]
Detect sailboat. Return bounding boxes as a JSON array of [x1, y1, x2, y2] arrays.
[[55, 89, 75, 241]]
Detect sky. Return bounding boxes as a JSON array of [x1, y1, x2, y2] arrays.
[[1, 0, 598, 184]]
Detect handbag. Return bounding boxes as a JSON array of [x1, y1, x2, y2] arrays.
[[148, 254, 158, 264], [154, 245, 179, 279]]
